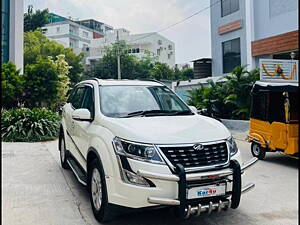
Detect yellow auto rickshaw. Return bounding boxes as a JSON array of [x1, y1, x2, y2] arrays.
[[247, 81, 298, 159]]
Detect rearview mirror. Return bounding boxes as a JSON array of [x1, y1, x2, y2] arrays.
[[189, 106, 198, 114], [72, 108, 91, 121]]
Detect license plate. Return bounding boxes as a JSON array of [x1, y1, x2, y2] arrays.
[[187, 183, 226, 199]]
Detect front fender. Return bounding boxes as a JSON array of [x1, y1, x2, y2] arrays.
[[248, 133, 267, 148], [88, 134, 119, 178]]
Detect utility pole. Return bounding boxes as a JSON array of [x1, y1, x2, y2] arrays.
[[116, 30, 121, 80]]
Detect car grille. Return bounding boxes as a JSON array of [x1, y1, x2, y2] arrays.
[[159, 142, 228, 169]]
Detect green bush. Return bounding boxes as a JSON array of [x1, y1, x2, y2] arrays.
[[1, 108, 61, 142], [186, 66, 259, 120], [1, 62, 25, 109]]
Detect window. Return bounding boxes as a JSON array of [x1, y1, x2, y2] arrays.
[[99, 86, 191, 118], [168, 45, 172, 50], [158, 40, 162, 45], [136, 48, 140, 53], [1, 0, 9, 64], [222, 38, 241, 73], [221, 0, 239, 17], [157, 49, 161, 56], [82, 86, 95, 118], [56, 27, 60, 33], [71, 87, 86, 109], [168, 54, 171, 59], [82, 31, 89, 37]]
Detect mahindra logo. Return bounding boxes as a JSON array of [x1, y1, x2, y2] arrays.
[[193, 143, 204, 150]]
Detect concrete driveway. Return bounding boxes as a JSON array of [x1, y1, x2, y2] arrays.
[[2, 139, 298, 225]]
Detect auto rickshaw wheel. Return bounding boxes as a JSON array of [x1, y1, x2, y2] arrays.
[[251, 142, 266, 160]]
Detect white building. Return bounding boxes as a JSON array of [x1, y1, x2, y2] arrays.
[[210, 0, 298, 76], [1, 0, 24, 72], [86, 28, 175, 68], [42, 13, 113, 54]]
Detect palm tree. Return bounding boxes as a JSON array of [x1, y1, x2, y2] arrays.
[[224, 66, 259, 119]]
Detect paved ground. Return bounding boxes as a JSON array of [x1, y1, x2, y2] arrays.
[[2, 137, 298, 225]]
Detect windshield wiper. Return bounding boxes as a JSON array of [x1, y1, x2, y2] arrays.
[[121, 110, 193, 118], [167, 110, 194, 116]]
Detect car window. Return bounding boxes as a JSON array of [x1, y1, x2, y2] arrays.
[[82, 86, 94, 116], [99, 85, 191, 117], [71, 87, 85, 109]]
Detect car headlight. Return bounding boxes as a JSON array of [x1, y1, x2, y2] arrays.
[[227, 136, 238, 156], [112, 137, 164, 164]]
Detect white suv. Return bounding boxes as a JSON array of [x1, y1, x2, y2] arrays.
[[59, 79, 257, 222]]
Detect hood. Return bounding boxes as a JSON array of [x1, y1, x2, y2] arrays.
[[101, 115, 231, 144]]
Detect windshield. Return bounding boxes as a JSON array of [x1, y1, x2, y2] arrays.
[[99, 85, 192, 118]]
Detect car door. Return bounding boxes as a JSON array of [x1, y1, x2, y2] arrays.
[[64, 85, 86, 163], [72, 84, 95, 163]]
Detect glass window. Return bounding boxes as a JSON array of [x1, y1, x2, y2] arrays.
[[222, 38, 241, 73], [1, 0, 10, 64], [71, 87, 86, 109], [82, 87, 94, 114], [221, 0, 239, 17], [99, 86, 191, 118]]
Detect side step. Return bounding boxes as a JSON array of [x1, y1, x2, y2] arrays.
[[67, 158, 87, 186]]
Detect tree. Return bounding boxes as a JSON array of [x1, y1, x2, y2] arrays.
[[85, 41, 159, 80], [24, 30, 84, 87], [24, 5, 49, 32], [24, 55, 71, 109], [186, 66, 259, 119], [223, 66, 259, 119], [149, 62, 175, 80], [181, 68, 194, 80], [1, 62, 25, 109]]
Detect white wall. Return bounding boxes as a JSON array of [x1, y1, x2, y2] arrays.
[[9, 0, 23, 72]]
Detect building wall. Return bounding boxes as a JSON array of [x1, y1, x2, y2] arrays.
[[210, 0, 299, 76], [43, 21, 93, 50], [210, 0, 247, 76], [253, 0, 298, 41], [1, 0, 23, 72]]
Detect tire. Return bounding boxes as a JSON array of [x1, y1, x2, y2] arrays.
[[59, 131, 69, 169], [89, 158, 114, 222], [251, 142, 266, 160]]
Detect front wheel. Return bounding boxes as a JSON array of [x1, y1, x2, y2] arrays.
[[89, 159, 114, 222], [251, 142, 266, 160], [59, 132, 69, 169]]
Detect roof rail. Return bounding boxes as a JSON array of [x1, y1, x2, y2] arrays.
[[138, 78, 167, 87]]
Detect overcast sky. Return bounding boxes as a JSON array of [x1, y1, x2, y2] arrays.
[[24, 0, 212, 65]]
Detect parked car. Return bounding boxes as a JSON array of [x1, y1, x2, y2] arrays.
[[59, 79, 257, 222]]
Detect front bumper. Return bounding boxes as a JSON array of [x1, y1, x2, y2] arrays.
[[136, 157, 258, 218]]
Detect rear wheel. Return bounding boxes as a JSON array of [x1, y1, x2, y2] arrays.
[[251, 142, 266, 160], [89, 158, 114, 222]]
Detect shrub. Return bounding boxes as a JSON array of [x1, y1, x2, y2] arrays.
[[1, 62, 25, 109], [186, 66, 259, 120], [1, 108, 61, 142]]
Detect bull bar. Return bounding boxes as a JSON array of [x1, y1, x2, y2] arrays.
[[137, 157, 258, 218]]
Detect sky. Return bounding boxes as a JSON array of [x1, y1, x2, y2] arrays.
[[24, 0, 212, 65]]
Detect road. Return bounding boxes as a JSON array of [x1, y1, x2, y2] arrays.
[[2, 138, 298, 225]]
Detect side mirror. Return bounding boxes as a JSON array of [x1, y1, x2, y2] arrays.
[[189, 105, 198, 114], [72, 108, 91, 121], [199, 108, 209, 116]]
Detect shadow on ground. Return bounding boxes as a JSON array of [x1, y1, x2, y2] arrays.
[[263, 153, 299, 169]]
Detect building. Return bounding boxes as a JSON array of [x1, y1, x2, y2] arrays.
[[210, 0, 298, 76], [42, 13, 113, 54], [191, 58, 212, 79], [85, 28, 175, 68], [1, 0, 24, 72]]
